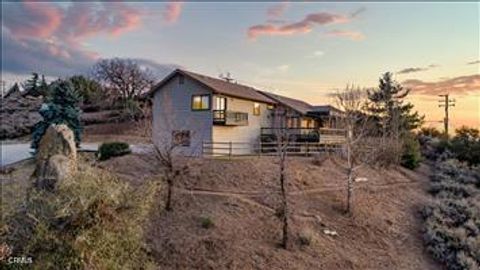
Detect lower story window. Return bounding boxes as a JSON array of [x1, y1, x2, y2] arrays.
[[172, 130, 190, 146]]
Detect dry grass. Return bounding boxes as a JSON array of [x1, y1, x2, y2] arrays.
[[100, 154, 439, 270], [2, 151, 441, 269], [1, 154, 157, 269]]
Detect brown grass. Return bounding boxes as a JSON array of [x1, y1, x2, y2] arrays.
[[98, 154, 439, 270]]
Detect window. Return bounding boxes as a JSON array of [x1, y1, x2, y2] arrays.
[[214, 96, 226, 111], [192, 95, 210, 110], [172, 130, 190, 146], [267, 104, 275, 110], [179, 75, 185, 84], [253, 103, 261, 116]]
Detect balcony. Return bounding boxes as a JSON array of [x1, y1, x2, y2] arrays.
[[213, 110, 248, 126]]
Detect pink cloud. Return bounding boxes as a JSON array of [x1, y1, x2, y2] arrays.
[[4, 2, 62, 39], [163, 2, 184, 24], [325, 30, 365, 41], [59, 2, 143, 43], [403, 74, 480, 95], [2, 2, 176, 77], [248, 12, 350, 40], [267, 2, 289, 19]]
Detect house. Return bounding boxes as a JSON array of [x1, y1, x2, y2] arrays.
[[150, 69, 276, 156], [150, 69, 344, 156]]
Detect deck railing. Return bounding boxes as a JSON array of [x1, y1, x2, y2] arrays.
[[213, 110, 248, 126], [260, 127, 347, 144], [202, 141, 343, 157]]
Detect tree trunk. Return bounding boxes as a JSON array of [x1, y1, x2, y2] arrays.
[[165, 176, 173, 211], [346, 169, 353, 214], [280, 151, 289, 249], [346, 135, 354, 214]]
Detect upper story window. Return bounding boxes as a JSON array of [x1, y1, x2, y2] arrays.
[[179, 75, 185, 84], [214, 96, 226, 111], [253, 103, 261, 116], [192, 95, 210, 110]]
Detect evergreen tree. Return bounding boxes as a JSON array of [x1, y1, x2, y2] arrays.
[[23, 73, 40, 96], [367, 72, 424, 136], [31, 80, 83, 150], [68, 75, 104, 105], [4, 83, 21, 98], [23, 73, 50, 97]]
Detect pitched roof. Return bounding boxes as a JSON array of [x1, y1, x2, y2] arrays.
[[150, 69, 276, 104], [257, 90, 313, 115]]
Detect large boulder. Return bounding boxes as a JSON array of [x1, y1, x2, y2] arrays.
[[34, 124, 77, 189]]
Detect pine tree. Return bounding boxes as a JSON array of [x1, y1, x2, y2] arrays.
[[367, 72, 424, 136], [23, 73, 50, 97], [31, 80, 83, 150], [4, 83, 21, 98], [23, 73, 40, 96]]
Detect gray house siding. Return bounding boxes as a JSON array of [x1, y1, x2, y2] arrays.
[[152, 75, 213, 156]]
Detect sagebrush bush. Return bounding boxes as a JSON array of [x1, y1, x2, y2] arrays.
[[98, 141, 131, 160], [298, 229, 314, 246], [422, 159, 480, 270], [200, 217, 214, 229], [1, 167, 157, 269]]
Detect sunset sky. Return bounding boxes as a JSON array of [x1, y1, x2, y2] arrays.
[[2, 2, 479, 130]]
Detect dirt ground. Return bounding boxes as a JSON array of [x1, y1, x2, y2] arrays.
[[97, 153, 440, 270]]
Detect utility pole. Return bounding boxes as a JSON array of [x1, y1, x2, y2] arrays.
[[438, 94, 455, 137]]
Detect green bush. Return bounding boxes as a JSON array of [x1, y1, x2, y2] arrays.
[[401, 135, 422, 169], [200, 216, 214, 229], [1, 167, 157, 269], [98, 142, 131, 161]]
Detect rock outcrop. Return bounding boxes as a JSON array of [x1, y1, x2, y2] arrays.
[[34, 124, 77, 190], [0, 91, 43, 139]]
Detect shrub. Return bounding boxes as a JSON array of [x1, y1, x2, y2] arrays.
[[401, 135, 422, 169], [298, 229, 314, 246], [98, 142, 131, 160], [0, 167, 157, 269], [200, 217, 214, 229], [422, 159, 480, 270]]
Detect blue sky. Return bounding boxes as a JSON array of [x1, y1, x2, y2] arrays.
[[2, 1, 479, 128]]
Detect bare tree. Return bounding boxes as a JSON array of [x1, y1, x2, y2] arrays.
[[92, 58, 154, 102], [272, 110, 292, 249], [152, 141, 185, 211], [334, 85, 374, 214]]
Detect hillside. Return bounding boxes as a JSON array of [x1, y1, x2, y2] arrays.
[[99, 154, 440, 270]]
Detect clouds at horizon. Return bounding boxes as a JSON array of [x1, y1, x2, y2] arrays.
[[397, 64, 439, 74], [403, 74, 480, 96]]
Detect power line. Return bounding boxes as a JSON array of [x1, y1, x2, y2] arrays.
[[438, 94, 455, 136]]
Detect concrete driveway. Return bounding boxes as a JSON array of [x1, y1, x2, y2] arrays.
[[0, 142, 153, 166]]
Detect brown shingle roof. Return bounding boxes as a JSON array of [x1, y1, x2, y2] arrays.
[[151, 69, 276, 104], [257, 90, 313, 115]]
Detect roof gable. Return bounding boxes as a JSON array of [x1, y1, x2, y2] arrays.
[[150, 69, 276, 104]]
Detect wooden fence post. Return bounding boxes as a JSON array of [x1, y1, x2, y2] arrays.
[[229, 142, 232, 159]]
